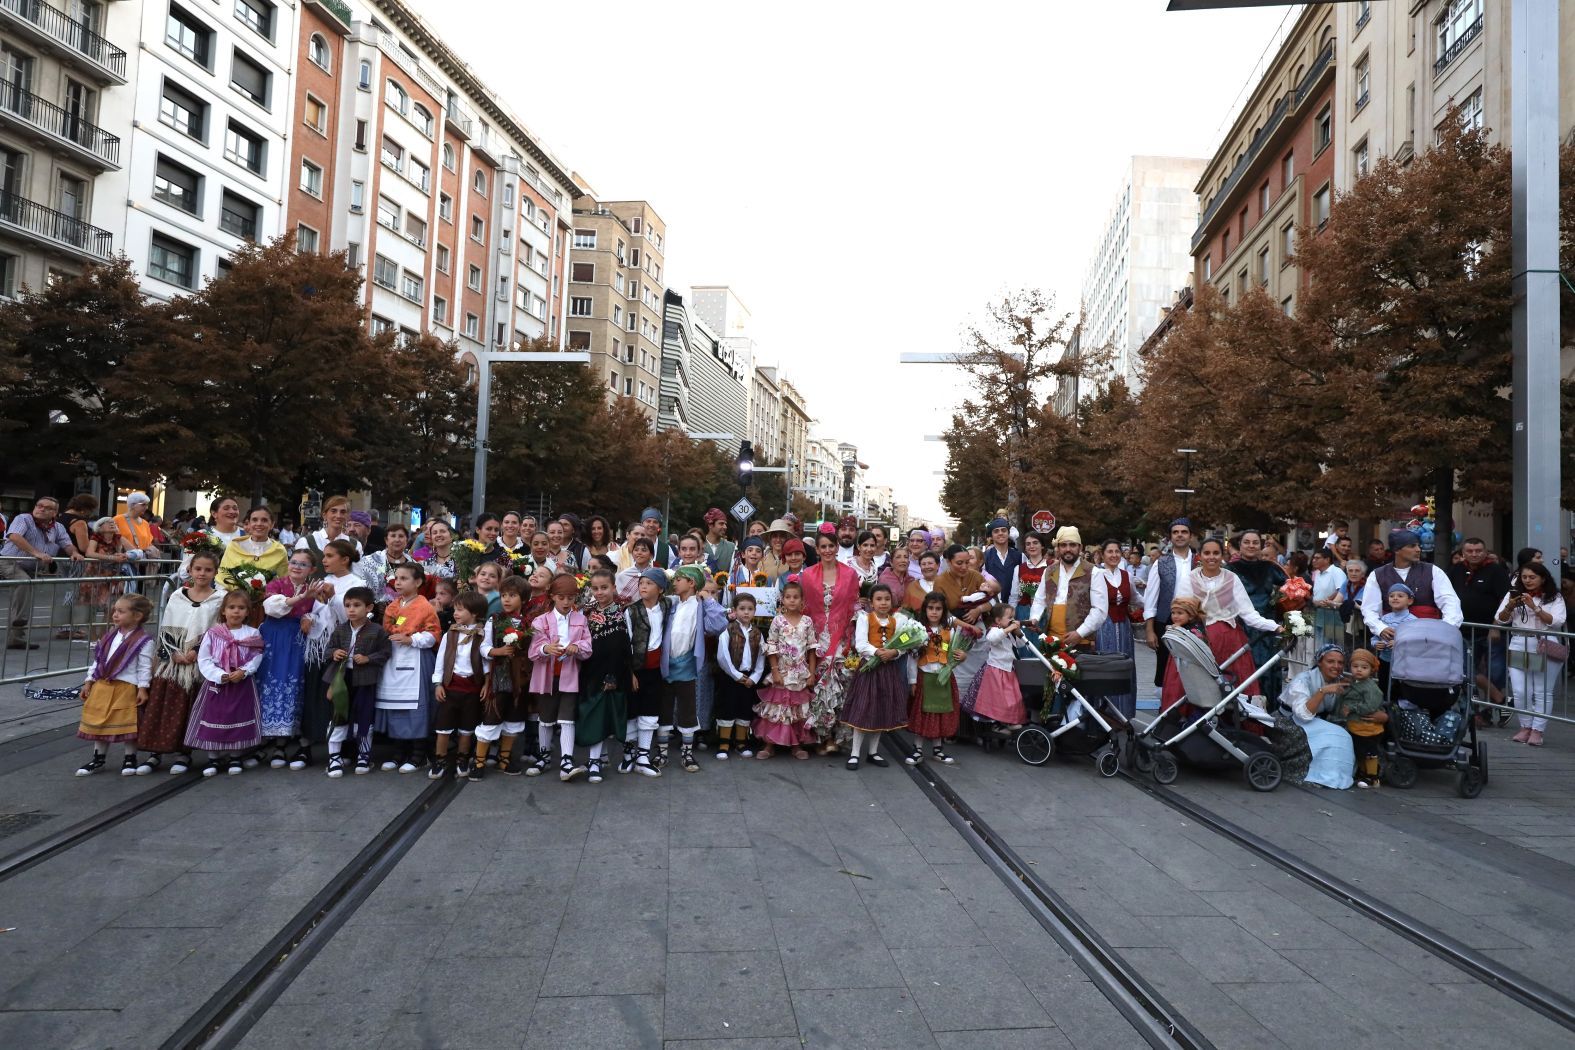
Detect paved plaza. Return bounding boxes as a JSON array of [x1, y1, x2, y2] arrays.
[[2, 663, 1575, 1049]]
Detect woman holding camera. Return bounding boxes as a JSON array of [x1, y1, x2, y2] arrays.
[[1494, 561, 1566, 747]]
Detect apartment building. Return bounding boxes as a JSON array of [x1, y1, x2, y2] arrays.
[[567, 187, 666, 417], [1192, 6, 1337, 317], [690, 283, 755, 375], [837, 442, 866, 520], [749, 364, 782, 464], [778, 377, 810, 487], [658, 288, 746, 441], [0, 0, 127, 296], [803, 435, 842, 518], [1079, 156, 1205, 392]]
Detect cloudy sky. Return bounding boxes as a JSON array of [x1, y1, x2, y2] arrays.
[[415, 0, 1292, 525]]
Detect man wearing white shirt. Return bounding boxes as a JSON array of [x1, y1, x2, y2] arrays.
[[1029, 526, 1107, 647], [1361, 528, 1462, 639], [1143, 518, 1197, 689]]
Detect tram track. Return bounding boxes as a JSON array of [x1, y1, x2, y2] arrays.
[[0, 771, 203, 883]]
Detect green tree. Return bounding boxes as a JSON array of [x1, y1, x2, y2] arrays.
[[353, 332, 475, 509]]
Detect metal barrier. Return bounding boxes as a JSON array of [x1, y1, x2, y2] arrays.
[[1460, 620, 1575, 729], [0, 558, 183, 685]]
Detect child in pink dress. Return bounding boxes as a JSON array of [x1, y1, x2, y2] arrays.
[[972, 603, 1029, 726], [754, 581, 817, 759]]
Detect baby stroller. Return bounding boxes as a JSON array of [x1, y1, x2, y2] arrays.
[[1014, 649, 1138, 778], [1383, 618, 1486, 798], [1132, 629, 1286, 792]]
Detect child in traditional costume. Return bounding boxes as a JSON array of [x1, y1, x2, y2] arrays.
[[136, 551, 223, 775], [528, 574, 592, 782], [972, 603, 1030, 728], [430, 591, 492, 780], [302, 539, 364, 763], [659, 564, 728, 773], [478, 576, 531, 778], [714, 591, 765, 759], [258, 549, 317, 770], [907, 592, 961, 766], [377, 563, 441, 773], [577, 570, 632, 783], [186, 590, 266, 776], [322, 587, 391, 777], [432, 576, 458, 634], [843, 583, 913, 769], [76, 593, 154, 776], [754, 581, 817, 760], [1338, 648, 1388, 788], [620, 567, 668, 777]]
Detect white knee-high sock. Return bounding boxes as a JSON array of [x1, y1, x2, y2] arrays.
[[590, 740, 604, 761], [637, 715, 657, 752], [538, 722, 554, 754], [868, 731, 882, 755], [559, 721, 576, 759], [625, 718, 638, 743], [851, 728, 867, 758]]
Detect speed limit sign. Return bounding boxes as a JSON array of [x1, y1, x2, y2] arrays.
[[1030, 510, 1056, 535]]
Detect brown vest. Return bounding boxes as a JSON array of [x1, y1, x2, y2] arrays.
[[726, 620, 763, 670], [1039, 561, 1092, 636]]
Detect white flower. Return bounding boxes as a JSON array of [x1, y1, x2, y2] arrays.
[[503, 632, 519, 646]]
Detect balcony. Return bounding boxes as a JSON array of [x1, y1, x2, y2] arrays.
[[445, 101, 471, 140], [303, 0, 352, 34], [0, 0, 127, 84], [0, 81, 120, 169], [1435, 16, 1483, 76], [0, 191, 113, 261]]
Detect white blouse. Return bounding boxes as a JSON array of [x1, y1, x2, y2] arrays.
[[84, 629, 153, 688], [1188, 569, 1277, 632], [196, 625, 264, 684], [1494, 591, 1568, 653]]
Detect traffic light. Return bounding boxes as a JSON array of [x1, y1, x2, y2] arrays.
[[736, 440, 754, 489]]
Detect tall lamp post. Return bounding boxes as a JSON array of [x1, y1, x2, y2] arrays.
[[470, 350, 591, 522], [1175, 448, 1197, 519], [1167, 0, 1561, 570]]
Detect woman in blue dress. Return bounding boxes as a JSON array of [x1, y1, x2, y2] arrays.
[[257, 550, 318, 768], [1279, 644, 1356, 790], [1092, 540, 1138, 719]]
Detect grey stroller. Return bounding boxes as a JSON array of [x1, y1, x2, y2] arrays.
[[1383, 618, 1486, 798]]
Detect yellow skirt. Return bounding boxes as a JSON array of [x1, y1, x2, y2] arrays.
[[79, 679, 140, 743]]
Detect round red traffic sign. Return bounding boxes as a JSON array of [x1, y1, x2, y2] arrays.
[[1031, 510, 1056, 535]]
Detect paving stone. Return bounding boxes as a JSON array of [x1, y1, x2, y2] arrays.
[[888, 944, 1053, 1032], [522, 993, 664, 1049], [377, 954, 543, 1049], [772, 913, 905, 991], [789, 986, 938, 1049], [539, 920, 667, 997], [931, 1029, 1074, 1050], [662, 950, 796, 1041], [277, 925, 446, 1006], [350, 869, 483, 927]]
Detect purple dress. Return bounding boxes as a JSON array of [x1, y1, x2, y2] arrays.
[[185, 624, 265, 753]]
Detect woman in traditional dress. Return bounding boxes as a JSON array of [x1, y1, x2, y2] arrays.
[[1225, 529, 1288, 703], [497, 512, 528, 559], [1006, 534, 1049, 628], [1190, 537, 1279, 698], [759, 519, 794, 581], [257, 548, 318, 769], [1093, 538, 1139, 719], [849, 531, 882, 594], [907, 592, 961, 766], [802, 528, 862, 754], [137, 549, 224, 775], [905, 551, 941, 613], [1280, 644, 1356, 789], [418, 520, 458, 598], [218, 505, 289, 606], [877, 548, 912, 608]]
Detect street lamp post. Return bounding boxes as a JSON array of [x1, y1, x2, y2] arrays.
[[471, 351, 591, 522], [900, 351, 1029, 527], [1175, 448, 1197, 519]]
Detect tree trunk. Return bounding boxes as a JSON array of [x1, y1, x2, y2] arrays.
[[1433, 467, 1454, 568]]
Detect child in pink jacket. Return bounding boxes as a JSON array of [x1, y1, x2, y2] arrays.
[[528, 573, 592, 781]]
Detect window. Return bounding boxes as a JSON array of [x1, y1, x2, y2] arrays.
[[1315, 104, 1332, 152], [400, 270, 423, 302], [467, 264, 481, 291], [570, 296, 592, 316], [148, 233, 196, 288], [1313, 183, 1331, 228], [1238, 208, 1247, 240], [470, 215, 484, 241], [345, 242, 360, 269], [1202, 254, 1212, 281], [1356, 1, 1370, 30], [573, 229, 596, 249], [410, 159, 430, 193], [296, 224, 319, 253], [612, 304, 622, 325], [298, 159, 323, 197], [224, 121, 265, 174], [439, 193, 453, 222], [380, 136, 403, 173], [308, 33, 330, 71], [630, 216, 641, 234], [626, 311, 637, 331], [503, 184, 514, 208], [1256, 246, 1270, 286], [1437, 0, 1484, 65], [1281, 151, 1294, 190], [571, 261, 594, 282], [1353, 138, 1370, 178], [629, 247, 640, 267], [1258, 181, 1269, 214], [1281, 222, 1295, 261], [442, 143, 455, 171], [166, 6, 212, 68], [473, 169, 486, 196], [433, 296, 448, 324], [152, 156, 200, 215], [567, 330, 591, 350], [358, 60, 371, 90], [1354, 56, 1371, 111], [384, 79, 408, 114], [230, 50, 270, 108], [354, 119, 367, 151], [404, 212, 427, 246], [436, 243, 450, 273], [412, 104, 433, 137], [1406, 83, 1417, 143], [464, 313, 479, 339], [159, 80, 206, 140], [303, 95, 327, 134], [377, 195, 399, 230], [371, 315, 394, 336], [373, 254, 397, 289], [1221, 230, 1229, 258], [1458, 87, 1484, 131], [234, 0, 272, 40], [626, 377, 635, 396], [348, 180, 364, 212]]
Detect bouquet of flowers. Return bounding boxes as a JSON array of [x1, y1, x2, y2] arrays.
[[1018, 581, 1038, 605], [1273, 575, 1311, 613], [1038, 636, 1081, 681], [453, 538, 490, 584], [222, 563, 277, 601], [181, 530, 224, 556], [934, 629, 975, 686], [506, 549, 536, 577], [858, 620, 928, 673], [1281, 608, 1313, 650]]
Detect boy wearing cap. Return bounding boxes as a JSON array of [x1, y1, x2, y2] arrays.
[[640, 508, 676, 569], [660, 564, 729, 773], [620, 567, 669, 775], [1374, 583, 1418, 672]]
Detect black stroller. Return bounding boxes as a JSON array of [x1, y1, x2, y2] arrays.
[[1383, 618, 1486, 798], [1014, 648, 1139, 778]]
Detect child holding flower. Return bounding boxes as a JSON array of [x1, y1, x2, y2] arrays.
[[908, 592, 963, 766], [843, 583, 919, 769], [479, 576, 531, 776], [377, 563, 441, 773]]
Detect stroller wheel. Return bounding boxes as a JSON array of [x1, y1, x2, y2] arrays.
[[1096, 750, 1120, 778], [1476, 739, 1488, 785], [1457, 765, 1486, 799], [1243, 752, 1282, 792], [1151, 751, 1179, 785], [1129, 739, 1155, 774], [1015, 726, 1053, 767], [1384, 754, 1419, 789]]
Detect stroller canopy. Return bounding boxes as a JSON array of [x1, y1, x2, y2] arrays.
[[1390, 619, 1465, 687]]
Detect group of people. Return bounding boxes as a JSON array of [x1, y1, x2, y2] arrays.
[[16, 490, 1560, 790]]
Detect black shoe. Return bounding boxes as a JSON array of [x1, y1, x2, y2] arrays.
[[326, 754, 346, 779], [457, 754, 474, 779], [931, 746, 955, 765], [75, 753, 106, 777], [680, 746, 699, 773], [846, 755, 860, 770], [903, 749, 923, 766], [468, 757, 485, 781], [587, 758, 604, 784], [617, 741, 636, 774], [226, 757, 244, 776], [866, 753, 888, 768], [427, 757, 445, 781], [288, 746, 311, 771], [120, 754, 138, 777]]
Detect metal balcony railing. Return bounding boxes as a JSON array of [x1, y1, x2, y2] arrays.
[[0, 0, 127, 80], [1435, 16, 1483, 75], [0, 190, 113, 260], [0, 79, 120, 166]]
